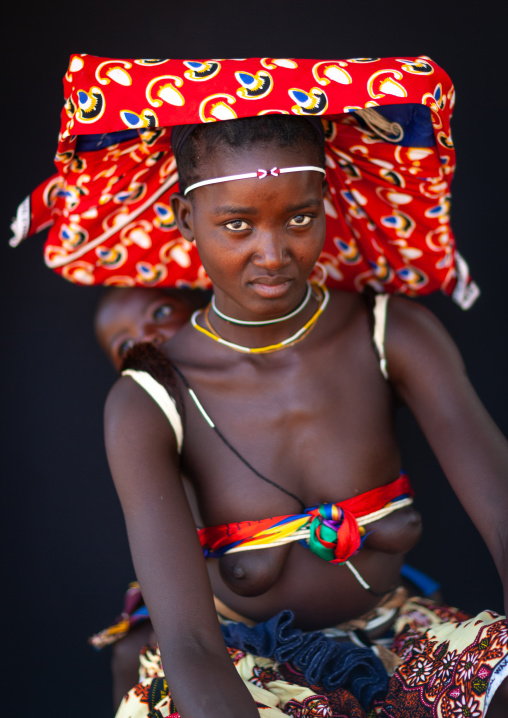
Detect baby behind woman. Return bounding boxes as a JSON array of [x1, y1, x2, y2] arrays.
[[95, 287, 209, 371]]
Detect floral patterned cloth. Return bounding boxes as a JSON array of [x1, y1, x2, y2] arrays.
[[11, 55, 478, 308], [114, 597, 508, 718]]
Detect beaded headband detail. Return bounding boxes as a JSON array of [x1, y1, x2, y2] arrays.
[[183, 165, 326, 196]]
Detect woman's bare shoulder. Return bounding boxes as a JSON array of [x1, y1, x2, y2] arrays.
[[386, 295, 449, 333], [105, 374, 180, 467], [323, 288, 367, 330], [384, 296, 466, 387], [105, 371, 176, 425]]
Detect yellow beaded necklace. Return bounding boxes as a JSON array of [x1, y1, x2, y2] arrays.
[[190, 284, 330, 354]]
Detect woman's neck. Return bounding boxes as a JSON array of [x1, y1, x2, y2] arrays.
[[196, 284, 328, 353]]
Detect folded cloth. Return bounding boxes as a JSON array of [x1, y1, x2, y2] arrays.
[[220, 609, 388, 709]]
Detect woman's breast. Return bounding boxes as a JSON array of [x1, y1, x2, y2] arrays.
[[362, 505, 422, 552], [210, 505, 422, 627], [218, 543, 292, 597]]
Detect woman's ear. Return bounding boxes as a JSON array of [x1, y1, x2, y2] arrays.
[[170, 193, 195, 242]]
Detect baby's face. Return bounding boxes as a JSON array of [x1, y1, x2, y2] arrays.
[[96, 288, 202, 370]]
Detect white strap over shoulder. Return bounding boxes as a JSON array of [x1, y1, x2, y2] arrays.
[[373, 294, 389, 380], [122, 369, 183, 453]]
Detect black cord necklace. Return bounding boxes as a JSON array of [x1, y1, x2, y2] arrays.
[[169, 360, 306, 511]]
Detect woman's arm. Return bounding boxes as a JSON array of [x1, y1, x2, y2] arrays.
[[104, 376, 259, 718], [385, 298, 508, 615]]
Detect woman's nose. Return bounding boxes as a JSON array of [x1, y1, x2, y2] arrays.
[[252, 230, 289, 269]]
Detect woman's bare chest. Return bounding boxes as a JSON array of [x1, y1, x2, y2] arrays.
[[178, 351, 400, 526]]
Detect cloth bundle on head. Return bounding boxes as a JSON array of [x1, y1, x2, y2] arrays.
[[10, 55, 478, 307]]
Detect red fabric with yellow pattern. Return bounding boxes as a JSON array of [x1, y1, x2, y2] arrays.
[[11, 55, 477, 306]]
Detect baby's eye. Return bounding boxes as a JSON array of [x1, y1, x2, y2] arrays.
[[153, 303, 173, 321], [118, 338, 136, 357], [288, 215, 312, 227], [225, 220, 250, 232]]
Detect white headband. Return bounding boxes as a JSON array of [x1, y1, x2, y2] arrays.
[[183, 165, 326, 196]]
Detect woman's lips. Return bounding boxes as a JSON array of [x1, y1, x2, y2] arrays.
[[249, 278, 293, 298]]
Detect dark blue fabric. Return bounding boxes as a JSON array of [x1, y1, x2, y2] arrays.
[[401, 562, 441, 596], [76, 129, 140, 152], [131, 605, 150, 619], [170, 124, 199, 158], [220, 609, 388, 709], [355, 103, 435, 147], [75, 105, 432, 155]]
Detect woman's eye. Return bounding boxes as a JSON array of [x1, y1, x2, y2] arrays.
[[288, 215, 312, 227], [118, 338, 135, 357], [153, 304, 173, 321], [225, 220, 250, 232]]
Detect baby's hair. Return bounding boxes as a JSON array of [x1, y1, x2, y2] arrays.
[[176, 115, 326, 194], [121, 341, 186, 422]]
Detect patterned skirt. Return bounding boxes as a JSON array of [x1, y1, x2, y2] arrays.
[[114, 597, 508, 718]]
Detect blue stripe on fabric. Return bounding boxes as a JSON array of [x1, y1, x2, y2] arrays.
[[400, 563, 441, 596], [76, 129, 140, 152], [356, 104, 436, 147], [131, 605, 150, 618]]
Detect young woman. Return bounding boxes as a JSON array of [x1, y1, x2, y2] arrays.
[[103, 116, 508, 718], [12, 55, 508, 717]]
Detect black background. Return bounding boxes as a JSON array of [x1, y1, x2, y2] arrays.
[[2, 2, 507, 715]]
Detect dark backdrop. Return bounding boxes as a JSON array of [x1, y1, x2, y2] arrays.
[[2, 2, 506, 715]]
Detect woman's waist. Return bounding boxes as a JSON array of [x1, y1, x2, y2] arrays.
[[89, 555, 440, 650]]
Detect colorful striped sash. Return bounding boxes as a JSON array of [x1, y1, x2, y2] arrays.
[[199, 474, 413, 565]]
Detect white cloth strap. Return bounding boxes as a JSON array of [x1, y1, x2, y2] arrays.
[[122, 369, 183, 453], [373, 294, 389, 380], [183, 165, 326, 196]]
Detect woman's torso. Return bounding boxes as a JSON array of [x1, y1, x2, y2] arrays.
[[164, 290, 422, 630]]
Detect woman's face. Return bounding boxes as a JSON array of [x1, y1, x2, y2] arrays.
[[173, 141, 327, 322], [95, 288, 204, 370]]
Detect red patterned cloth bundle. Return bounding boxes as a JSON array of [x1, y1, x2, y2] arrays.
[[11, 55, 478, 307]]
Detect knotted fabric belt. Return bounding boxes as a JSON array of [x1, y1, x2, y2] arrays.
[[199, 473, 413, 564]]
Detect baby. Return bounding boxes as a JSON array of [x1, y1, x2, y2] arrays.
[[95, 286, 209, 370]]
